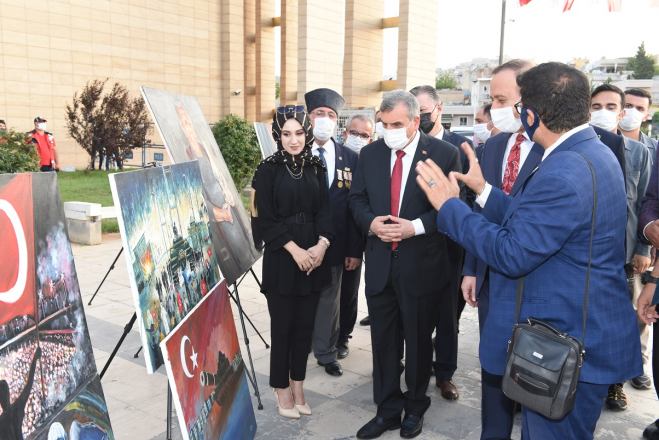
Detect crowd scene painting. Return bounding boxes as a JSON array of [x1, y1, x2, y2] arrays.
[[110, 161, 222, 373], [161, 281, 256, 440], [0, 173, 113, 439], [141, 87, 261, 285]]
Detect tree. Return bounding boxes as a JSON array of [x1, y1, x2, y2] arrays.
[[627, 42, 656, 79], [211, 115, 261, 190], [0, 130, 39, 173], [66, 80, 149, 169], [435, 71, 458, 90]]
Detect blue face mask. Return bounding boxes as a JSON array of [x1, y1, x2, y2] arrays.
[[520, 107, 540, 141]]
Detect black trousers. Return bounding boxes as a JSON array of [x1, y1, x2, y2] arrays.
[[433, 241, 463, 381], [40, 165, 54, 172], [338, 263, 362, 345], [367, 255, 439, 418], [267, 292, 320, 388]]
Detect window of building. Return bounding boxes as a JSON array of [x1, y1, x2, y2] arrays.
[[154, 152, 164, 162], [459, 117, 468, 126]]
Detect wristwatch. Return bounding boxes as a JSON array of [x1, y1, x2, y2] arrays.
[[642, 272, 659, 285]]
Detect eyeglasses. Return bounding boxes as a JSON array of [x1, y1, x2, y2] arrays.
[[276, 105, 305, 114], [514, 101, 524, 115], [348, 130, 371, 140]]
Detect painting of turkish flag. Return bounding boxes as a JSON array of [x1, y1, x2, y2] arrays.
[[0, 174, 36, 327], [161, 280, 256, 440]]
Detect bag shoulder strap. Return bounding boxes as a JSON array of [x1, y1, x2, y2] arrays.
[[515, 151, 597, 345]]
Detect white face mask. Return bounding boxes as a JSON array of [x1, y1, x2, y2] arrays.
[[375, 121, 385, 138], [490, 106, 522, 133], [473, 123, 491, 144], [37, 122, 47, 131], [590, 109, 619, 132], [312, 117, 336, 142], [619, 108, 644, 131], [383, 128, 410, 151], [344, 135, 368, 154]]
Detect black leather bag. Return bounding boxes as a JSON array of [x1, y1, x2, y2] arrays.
[[501, 154, 595, 420]]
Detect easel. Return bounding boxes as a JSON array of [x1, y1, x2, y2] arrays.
[[229, 267, 267, 410]]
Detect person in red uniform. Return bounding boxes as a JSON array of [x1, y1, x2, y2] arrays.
[[27, 116, 58, 171]]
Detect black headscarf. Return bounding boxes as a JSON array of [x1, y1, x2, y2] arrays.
[[269, 106, 322, 172]]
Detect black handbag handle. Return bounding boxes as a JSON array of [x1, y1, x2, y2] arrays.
[[514, 152, 597, 346]]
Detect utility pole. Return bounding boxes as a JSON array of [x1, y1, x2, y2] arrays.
[[499, 0, 506, 65]]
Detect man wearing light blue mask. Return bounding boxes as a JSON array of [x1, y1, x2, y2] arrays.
[[622, 88, 657, 164], [304, 88, 363, 378]]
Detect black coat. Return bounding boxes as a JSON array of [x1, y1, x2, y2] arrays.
[[324, 140, 364, 266], [253, 159, 334, 296], [349, 132, 461, 296]]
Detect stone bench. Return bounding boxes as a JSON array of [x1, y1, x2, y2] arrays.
[[63, 202, 117, 245]]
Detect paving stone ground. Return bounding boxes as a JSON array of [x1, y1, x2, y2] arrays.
[[74, 235, 658, 439]]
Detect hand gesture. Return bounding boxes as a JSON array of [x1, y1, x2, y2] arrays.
[[291, 247, 314, 273], [370, 215, 401, 243], [452, 142, 486, 195]]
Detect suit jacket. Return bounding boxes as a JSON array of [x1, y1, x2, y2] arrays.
[[349, 132, 461, 296], [438, 127, 642, 384], [442, 130, 474, 206], [592, 125, 626, 180], [639, 144, 659, 244], [462, 132, 544, 297], [325, 140, 364, 266]]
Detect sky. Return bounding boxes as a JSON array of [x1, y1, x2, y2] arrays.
[[274, 0, 659, 78], [433, 0, 659, 70]]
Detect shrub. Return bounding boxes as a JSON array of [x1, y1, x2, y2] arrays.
[[0, 130, 40, 173], [212, 114, 261, 190]]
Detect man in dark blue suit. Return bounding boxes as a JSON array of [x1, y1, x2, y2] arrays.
[[305, 88, 363, 377], [461, 59, 542, 440], [410, 84, 474, 401], [350, 90, 461, 439], [416, 62, 642, 439]]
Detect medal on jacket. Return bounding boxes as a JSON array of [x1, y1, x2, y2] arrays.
[[344, 167, 352, 189], [337, 169, 344, 188]]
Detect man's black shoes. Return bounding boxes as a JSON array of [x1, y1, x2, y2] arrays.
[[356, 416, 401, 439], [317, 360, 343, 376], [337, 342, 349, 359], [400, 414, 423, 438]]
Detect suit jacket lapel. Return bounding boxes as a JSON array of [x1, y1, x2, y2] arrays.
[[399, 134, 427, 216], [510, 143, 543, 196], [376, 143, 392, 215], [331, 141, 343, 192], [493, 134, 511, 188]]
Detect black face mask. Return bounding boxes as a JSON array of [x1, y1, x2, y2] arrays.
[[419, 111, 437, 134]]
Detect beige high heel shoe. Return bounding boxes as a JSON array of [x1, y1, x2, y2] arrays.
[[290, 381, 312, 415], [273, 388, 300, 419]]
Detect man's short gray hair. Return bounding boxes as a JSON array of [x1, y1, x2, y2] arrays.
[[345, 114, 375, 134], [380, 90, 420, 120]]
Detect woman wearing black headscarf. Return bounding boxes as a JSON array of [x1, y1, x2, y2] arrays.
[[252, 105, 333, 419]]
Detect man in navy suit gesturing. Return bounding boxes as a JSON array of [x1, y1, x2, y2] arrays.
[[416, 62, 641, 439]]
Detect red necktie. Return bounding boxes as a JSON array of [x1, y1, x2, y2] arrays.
[[501, 133, 525, 195], [391, 150, 405, 250]]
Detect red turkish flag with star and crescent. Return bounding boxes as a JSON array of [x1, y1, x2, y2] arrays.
[[0, 174, 36, 326]]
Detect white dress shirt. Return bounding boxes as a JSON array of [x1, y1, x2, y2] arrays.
[[476, 124, 590, 207], [390, 131, 425, 235], [433, 126, 445, 141], [500, 132, 534, 182], [312, 139, 335, 187]]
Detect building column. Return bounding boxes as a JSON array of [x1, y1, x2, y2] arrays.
[[243, 0, 257, 121], [343, 0, 383, 108], [255, 0, 276, 122], [297, 0, 345, 103], [219, 0, 245, 117], [397, 0, 438, 91], [280, 0, 298, 105]]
